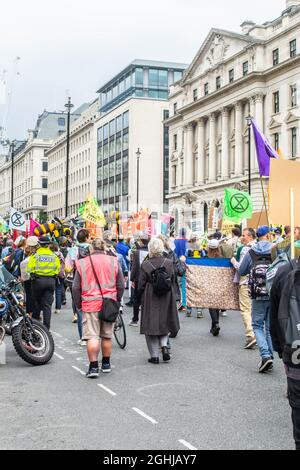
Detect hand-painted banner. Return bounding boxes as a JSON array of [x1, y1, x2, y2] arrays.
[[186, 258, 240, 311]]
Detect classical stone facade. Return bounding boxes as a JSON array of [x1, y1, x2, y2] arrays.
[[166, 0, 300, 232], [47, 100, 99, 219]]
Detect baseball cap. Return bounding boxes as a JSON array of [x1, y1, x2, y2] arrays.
[[38, 236, 51, 246], [256, 226, 270, 238], [208, 239, 220, 249], [26, 236, 39, 247]]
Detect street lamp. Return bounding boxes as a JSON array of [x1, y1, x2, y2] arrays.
[[10, 140, 16, 208], [245, 114, 252, 195], [65, 97, 74, 218], [136, 148, 141, 212]]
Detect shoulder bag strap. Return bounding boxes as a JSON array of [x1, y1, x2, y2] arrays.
[[89, 254, 104, 300]]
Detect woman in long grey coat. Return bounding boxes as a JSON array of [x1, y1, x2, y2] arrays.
[[139, 238, 180, 364]]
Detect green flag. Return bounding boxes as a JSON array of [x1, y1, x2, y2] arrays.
[[223, 188, 253, 223]]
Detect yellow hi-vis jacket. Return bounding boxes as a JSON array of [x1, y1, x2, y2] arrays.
[[26, 247, 60, 277]]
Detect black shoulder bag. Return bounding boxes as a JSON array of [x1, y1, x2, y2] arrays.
[[89, 254, 120, 323]]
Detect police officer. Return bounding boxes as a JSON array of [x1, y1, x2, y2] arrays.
[[27, 236, 60, 330]]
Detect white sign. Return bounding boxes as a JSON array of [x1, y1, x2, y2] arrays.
[[191, 219, 204, 235], [9, 208, 26, 232]]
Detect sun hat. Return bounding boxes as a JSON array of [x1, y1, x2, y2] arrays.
[[26, 236, 39, 247], [208, 239, 220, 249]]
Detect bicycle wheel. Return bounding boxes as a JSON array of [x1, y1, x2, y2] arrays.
[[114, 313, 126, 349]]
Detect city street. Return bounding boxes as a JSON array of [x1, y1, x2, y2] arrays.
[[0, 294, 294, 450]]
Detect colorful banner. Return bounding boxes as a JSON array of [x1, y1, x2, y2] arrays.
[[78, 195, 106, 226], [186, 258, 240, 311], [9, 208, 26, 232]]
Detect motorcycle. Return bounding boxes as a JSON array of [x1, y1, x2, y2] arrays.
[[0, 279, 54, 366]]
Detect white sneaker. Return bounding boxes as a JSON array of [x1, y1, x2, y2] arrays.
[[80, 340, 87, 347], [54, 309, 61, 315]]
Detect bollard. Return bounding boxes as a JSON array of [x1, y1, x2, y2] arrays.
[[0, 326, 6, 365]]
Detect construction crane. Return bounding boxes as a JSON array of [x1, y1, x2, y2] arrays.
[[0, 56, 21, 153]]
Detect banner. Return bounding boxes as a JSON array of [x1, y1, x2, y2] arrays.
[[186, 258, 239, 311], [224, 188, 253, 223], [9, 208, 26, 232], [78, 195, 106, 226]]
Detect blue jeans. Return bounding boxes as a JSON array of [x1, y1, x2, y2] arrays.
[[252, 300, 273, 360], [180, 275, 187, 307]]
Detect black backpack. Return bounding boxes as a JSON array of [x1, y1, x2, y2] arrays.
[[149, 259, 172, 297], [249, 250, 272, 300]]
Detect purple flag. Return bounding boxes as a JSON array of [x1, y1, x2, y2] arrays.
[[251, 120, 279, 177]]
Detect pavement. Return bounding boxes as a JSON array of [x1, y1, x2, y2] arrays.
[[0, 294, 295, 450]]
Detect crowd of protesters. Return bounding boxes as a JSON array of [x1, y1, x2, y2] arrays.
[[1, 222, 300, 450]]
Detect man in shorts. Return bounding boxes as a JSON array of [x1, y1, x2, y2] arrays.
[[72, 238, 125, 378]]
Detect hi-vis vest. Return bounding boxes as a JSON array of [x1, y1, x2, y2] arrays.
[[27, 247, 60, 277], [76, 253, 118, 313]]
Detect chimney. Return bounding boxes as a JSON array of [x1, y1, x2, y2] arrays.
[[28, 129, 34, 140], [240, 20, 256, 35]]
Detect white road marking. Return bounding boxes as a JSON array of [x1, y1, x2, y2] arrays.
[[97, 384, 117, 396], [178, 439, 198, 450], [132, 408, 158, 425], [54, 352, 64, 360], [51, 331, 62, 338], [72, 366, 86, 376]]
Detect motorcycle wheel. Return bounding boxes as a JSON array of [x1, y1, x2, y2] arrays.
[[12, 319, 54, 366]]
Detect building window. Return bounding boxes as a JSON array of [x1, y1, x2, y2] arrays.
[[291, 84, 297, 108], [103, 124, 109, 140], [243, 61, 249, 76], [58, 117, 65, 126], [229, 69, 234, 83], [174, 71, 183, 82], [292, 127, 297, 158], [290, 39, 297, 58], [174, 134, 178, 151], [216, 76, 221, 90], [204, 83, 209, 96], [109, 120, 115, 137], [273, 91, 280, 114], [158, 70, 168, 87], [193, 89, 198, 102], [274, 133, 279, 151], [135, 67, 144, 86], [42, 195, 48, 206], [273, 49, 279, 66], [123, 111, 129, 129], [173, 103, 178, 114], [42, 178, 48, 189], [149, 69, 159, 87], [116, 115, 122, 133], [42, 161, 48, 172]]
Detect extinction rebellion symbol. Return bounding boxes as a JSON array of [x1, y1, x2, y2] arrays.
[[229, 194, 250, 214], [11, 212, 25, 227]]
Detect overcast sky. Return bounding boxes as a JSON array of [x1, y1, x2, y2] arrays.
[[0, 0, 285, 140]]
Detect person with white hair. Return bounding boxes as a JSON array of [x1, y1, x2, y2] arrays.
[[139, 238, 180, 364]]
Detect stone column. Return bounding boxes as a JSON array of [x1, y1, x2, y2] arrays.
[[221, 108, 229, 179], [235, 102, 243, 176], [185, 123, 194, 187], [197, 118, 205, 184], [249, 96, 258, 171], [208, 113, 216, 182], [255, 93, 264, 130]]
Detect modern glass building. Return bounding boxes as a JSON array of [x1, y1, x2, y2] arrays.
[[98, 59, 186, 115], [96, 60, 187, 213]]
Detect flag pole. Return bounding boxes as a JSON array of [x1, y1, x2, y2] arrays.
[[260, 177, 270, 227], [290, 187, 295, 260]]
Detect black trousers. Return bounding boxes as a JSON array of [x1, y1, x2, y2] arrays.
[[132, 287, 142, 322], [32, 277, 56, 330], [287, 376, 300, 450], [209, 309, 220, 326]]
